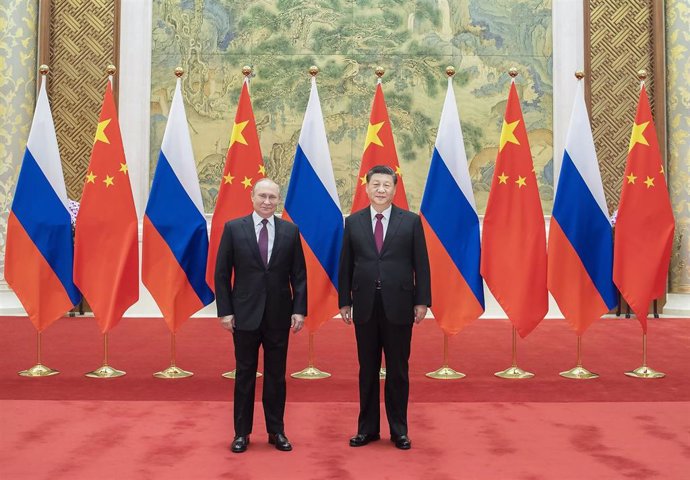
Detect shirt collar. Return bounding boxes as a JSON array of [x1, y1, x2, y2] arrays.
[[252, 211, 274, 226], [370, 205, 392, 221]]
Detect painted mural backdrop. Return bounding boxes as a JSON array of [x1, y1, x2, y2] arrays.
[[151, 0, 553, 214]]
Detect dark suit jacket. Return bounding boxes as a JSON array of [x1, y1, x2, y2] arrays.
[[338, 205, 431, 325], [215, 214, 307, 331]]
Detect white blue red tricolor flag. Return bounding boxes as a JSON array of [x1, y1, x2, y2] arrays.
[[284, 75, 343, 332], [143, 76, 214, 333], [420, 75, 484, 336], [548, 79, 616, 335], [4, 74, 80, 331]]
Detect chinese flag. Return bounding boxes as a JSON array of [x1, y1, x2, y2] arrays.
[[351, 81, 408, 212], [480, 81, 548, 338], [73, 80, 139, 333], [613, 84, 675, 332], [206, 78, 266, 290]]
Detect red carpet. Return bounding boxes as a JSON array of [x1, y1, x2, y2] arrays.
[[1, 316, 689, 478]]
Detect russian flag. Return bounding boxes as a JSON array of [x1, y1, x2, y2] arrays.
[[548, 80, 616, 335], [284, 75, 343, 332], [420, 75, 484, 336], [143, 75, 214, 333], [4, 74, 80, 331]]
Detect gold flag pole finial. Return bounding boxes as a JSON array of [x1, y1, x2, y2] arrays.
[[446, 66, 456, 77], [508, 67, 518, 78], [637, 69, 647, 81], [174, 67, 184, 78], [309, 65, 319, 77], [375, 66, 385, 78], [106, 64, 117, 76], [39, 64, 49, 75], [575, 70, 585, 80], [242, 65, 252, 77]]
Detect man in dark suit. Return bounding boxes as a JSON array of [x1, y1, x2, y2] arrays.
[[338, 165, 431, 450], [215, 178, 307, 453]]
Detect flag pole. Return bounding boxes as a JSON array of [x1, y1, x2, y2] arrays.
[[495, 326, 534, 379], [560, 335, 598, 379], [18, 330, 60, 377], [426, 333, 465, 379], [154, 331, 194, 379], [292, 331, 331, 379], [625, 331, 665, 378], [85, 332, 126, 378]]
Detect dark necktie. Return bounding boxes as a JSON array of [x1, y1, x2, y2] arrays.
[[258, 218, 269, 266], [374, 213, 384, 253]]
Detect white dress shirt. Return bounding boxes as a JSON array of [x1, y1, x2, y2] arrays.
[[252, 211, 275, 263], [370, 205, 392, 239]]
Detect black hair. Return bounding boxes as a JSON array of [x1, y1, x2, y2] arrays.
[[365, 165, 397, 185]]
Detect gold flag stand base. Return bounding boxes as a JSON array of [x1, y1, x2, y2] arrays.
[[153, 365, 193, 379], [379, 367, 386, 380], [222, 370, 262, 379], [625, 366, 665, 379], [18, 363, 59, 377], [291, 333, 330, 379], [85, 365, 126, 378], [86, 334, 125, 378], [426, 366, 465, 380], [560, 366, 598, 379], [291, 366, 331, 379], [426, 334, 465, 380], [625, 333, 665, 378], [495, 327, 533, 379], [560, 336, 598, 379], [494, 366, 534, 379]]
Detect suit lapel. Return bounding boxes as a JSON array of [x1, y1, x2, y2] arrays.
[[267, 215, 282, 269], [356, 208, 378, 254], [242, 215, 264, 267], [380, 205, 403, 256]]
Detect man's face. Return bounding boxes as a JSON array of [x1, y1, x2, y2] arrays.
[[366, 173, 397, 210], [251, 182, 280, 218]]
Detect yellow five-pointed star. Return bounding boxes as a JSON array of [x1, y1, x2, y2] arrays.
[[644, 176, 655, 188], [86, 171, 97, 183], [103, 175, 114, 187], [241, 176, 253, 189], [119, 163, 128, 175], [258, 165, 266, 175], [223, 173, 235, 184], [94, 119, 111, 144], [499, 119, 520, 152], [360, 175, 367, 185], [515, 176, 527, 188], [364, 121, 385, 150], [498, 172, 509, 184], [230, 120, 249, 147], [628, 121, 650, 152], [626, 173, 637, 184], [395, 166, 402, 176]]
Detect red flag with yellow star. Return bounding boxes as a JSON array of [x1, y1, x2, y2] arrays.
[[73, 80, 139, 333], [613, 84, 674, 332], [206, 78, 266, 290], [480, 81, 547, 338], [351, 81, 407, 212]]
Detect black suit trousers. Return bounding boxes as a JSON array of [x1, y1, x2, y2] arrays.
[[354, 291, 412, 437], [232, 317, 290, 436]]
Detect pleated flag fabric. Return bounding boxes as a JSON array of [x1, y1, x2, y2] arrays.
[[143, 77, 214, 333], [548, 80, 617, 335], [420, 76, 484, 336], [4, 74, 80, 331], [284, 76, 343, 332]]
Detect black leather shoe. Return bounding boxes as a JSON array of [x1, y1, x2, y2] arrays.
[[391, 434, 411, 450], [231, 435, 249, 453], [349, 433, 381, 447], [268, 432, 292, 451]]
